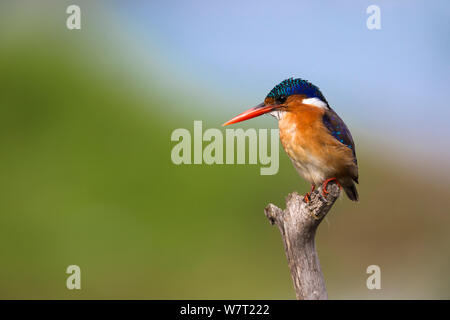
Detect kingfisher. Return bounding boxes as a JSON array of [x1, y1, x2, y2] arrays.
[[223, 78, 359, 202]]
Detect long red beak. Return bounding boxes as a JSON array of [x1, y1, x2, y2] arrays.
[[222, 103, 275, 126]]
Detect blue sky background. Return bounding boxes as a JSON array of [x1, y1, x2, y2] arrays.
[[106, 0, 450, 165]]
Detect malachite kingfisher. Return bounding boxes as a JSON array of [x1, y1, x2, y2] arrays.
[[223, 78, 359, 202]]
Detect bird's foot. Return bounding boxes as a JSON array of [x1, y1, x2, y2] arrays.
[[322, 178, 341, 198], [303, 185, 316, 203]]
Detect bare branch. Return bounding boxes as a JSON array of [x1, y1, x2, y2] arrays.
[[264, 181, 340, 300]]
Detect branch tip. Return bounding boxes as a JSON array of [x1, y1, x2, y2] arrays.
[[264, 203, 282, 225]]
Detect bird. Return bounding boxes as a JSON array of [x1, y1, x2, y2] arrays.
[[223, 78, 359, 202]]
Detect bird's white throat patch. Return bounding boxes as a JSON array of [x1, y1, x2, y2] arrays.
[[270, 109, 285, 120], [302, 98, 328, 109]]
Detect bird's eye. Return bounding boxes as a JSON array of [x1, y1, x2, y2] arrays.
[[278, 95, 287, 103]]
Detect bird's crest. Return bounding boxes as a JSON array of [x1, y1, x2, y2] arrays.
[[266, 78, 328, 105]]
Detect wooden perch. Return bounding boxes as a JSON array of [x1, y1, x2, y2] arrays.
[[264, 181, 341, 300]]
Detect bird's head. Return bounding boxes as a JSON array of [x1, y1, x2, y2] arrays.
[[223, 78, 329, 126]]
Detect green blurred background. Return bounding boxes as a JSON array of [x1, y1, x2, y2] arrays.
[[0, 1, 449, 299]]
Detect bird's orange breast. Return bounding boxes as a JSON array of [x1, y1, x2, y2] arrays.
[[278, 104, 355, 185], [279, 104, 326, 159]]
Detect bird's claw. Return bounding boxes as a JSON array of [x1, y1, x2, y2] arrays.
[[303, 185, 316, 203], [321, 177, 342, 198], [304, 193, 311, 203]]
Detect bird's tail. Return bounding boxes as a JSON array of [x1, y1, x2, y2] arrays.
[[343, 183, 359, 201]]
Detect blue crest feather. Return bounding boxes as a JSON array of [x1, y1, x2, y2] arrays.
[[266, 78, 328, 105]]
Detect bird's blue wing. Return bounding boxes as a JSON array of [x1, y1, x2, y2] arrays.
[[322, 109, 357, 163]]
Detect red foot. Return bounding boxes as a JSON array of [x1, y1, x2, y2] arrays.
[[322, 178, 342, 197], [303, 185, 316, 203]]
